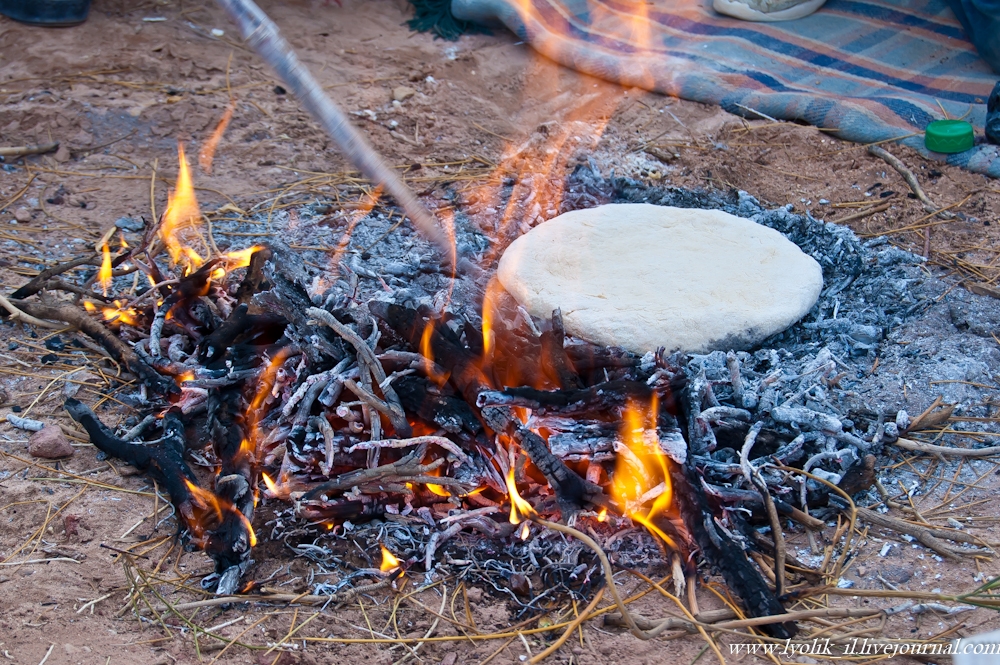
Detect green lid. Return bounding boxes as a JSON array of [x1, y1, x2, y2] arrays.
[[924, 119, 975, 154]]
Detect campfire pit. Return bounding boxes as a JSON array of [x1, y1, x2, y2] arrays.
[[3, 148, 999, 660]]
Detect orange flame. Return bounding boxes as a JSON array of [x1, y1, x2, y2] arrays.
[[419, 321, 451, 386], [198, 100, 234, 174], [185, 478, 224, 524], [610, 397, 677, 549], [86, 299, 139, 326], [98, 242, 112, 296], [183, 478, 256, 547], [161, 144, 205, 268], [380, 545, 401, 572], [597, 507, 608, 523]]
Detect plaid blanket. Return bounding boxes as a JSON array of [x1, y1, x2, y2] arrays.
[[449, 0, 1000, 177]]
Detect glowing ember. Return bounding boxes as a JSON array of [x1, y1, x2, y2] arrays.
[[380, 545, 401, 572], [161, 143, 205, 268], [597, 507, 608, 522], [98, 242, 112, 296]]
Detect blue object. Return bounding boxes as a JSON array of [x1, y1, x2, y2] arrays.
[[0, 0, 90, 26]]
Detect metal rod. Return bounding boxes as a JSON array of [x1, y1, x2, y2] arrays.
[[214, 0, 454, 265]]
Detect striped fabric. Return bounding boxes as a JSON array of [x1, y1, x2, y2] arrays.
[[454, 0, 1000, 177]]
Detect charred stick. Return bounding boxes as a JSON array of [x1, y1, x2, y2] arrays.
[[539, 308, 583, 390], [373, 303, 598, 513], [564, 344, 639, 371], [345, 435, 470, 463], [726, 351, 745, 407], [64, 399, 195, 508], [308, 307, 411, 437], [11, 300, 175, 395], [299, 451, 422, 500], [670, 460, 796, 638], [740, 422, 786, 596], [9, 254, 99, 300], [476, 379, 658, 415], [343, 378, 410, 439], [312, 416, 338, 475], [235, 247, 272, 306]]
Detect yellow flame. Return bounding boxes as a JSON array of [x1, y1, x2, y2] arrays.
[[83, 301, 97, 313], [221, 245, 262, 269], [427, 483, 451, 497], [597, 507, 608, 523], [119, 231, 128, 250], [98, 242, 112, 296], [380, 545, 401, 572], [161, 143, 204, 268], [610, 397, 677, 549], [505, 467, 537, 525], [261, 472, 279, 494]]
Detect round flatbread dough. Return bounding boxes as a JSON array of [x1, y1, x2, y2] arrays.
[[496, 203, 823, 354]]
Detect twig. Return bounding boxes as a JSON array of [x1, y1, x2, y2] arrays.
[[0, 142, 58, 158], [894, 437, 1000, 458], [0, 294, 64, 329], [739, 422, 786, 596], [832, 202, 890, 224], [867, 145, 950, 217], [36, 644, 54, 665], [144, 573, 400, 616], [605, 606, 882, 633], [852, 506, 991, 558], [6, 301, 175, 395], [530, 588, 605, 664]]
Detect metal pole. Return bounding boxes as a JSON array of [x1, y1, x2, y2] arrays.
[[215, 0, 454, 265]]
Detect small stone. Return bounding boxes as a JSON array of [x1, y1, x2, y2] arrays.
[[509, 572, 530, 597], [497, 203, 823, 354], [392, 86, 416, 102], [28, 425, 74, 459], [54, 143, 71, 162], [441, 653, 458, 665], [114, 216, 145, 232], [465, 587, 483, 603], [14, 208, 31, 223], [70, 130, 93, 146]]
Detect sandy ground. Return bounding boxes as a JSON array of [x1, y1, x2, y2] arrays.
[[3, 1, 1000, 664]]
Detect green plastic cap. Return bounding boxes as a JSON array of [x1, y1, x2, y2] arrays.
[[924, 119, 975, 154]]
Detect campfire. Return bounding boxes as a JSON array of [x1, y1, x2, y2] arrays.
[[5, 129, 1000, 660]]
